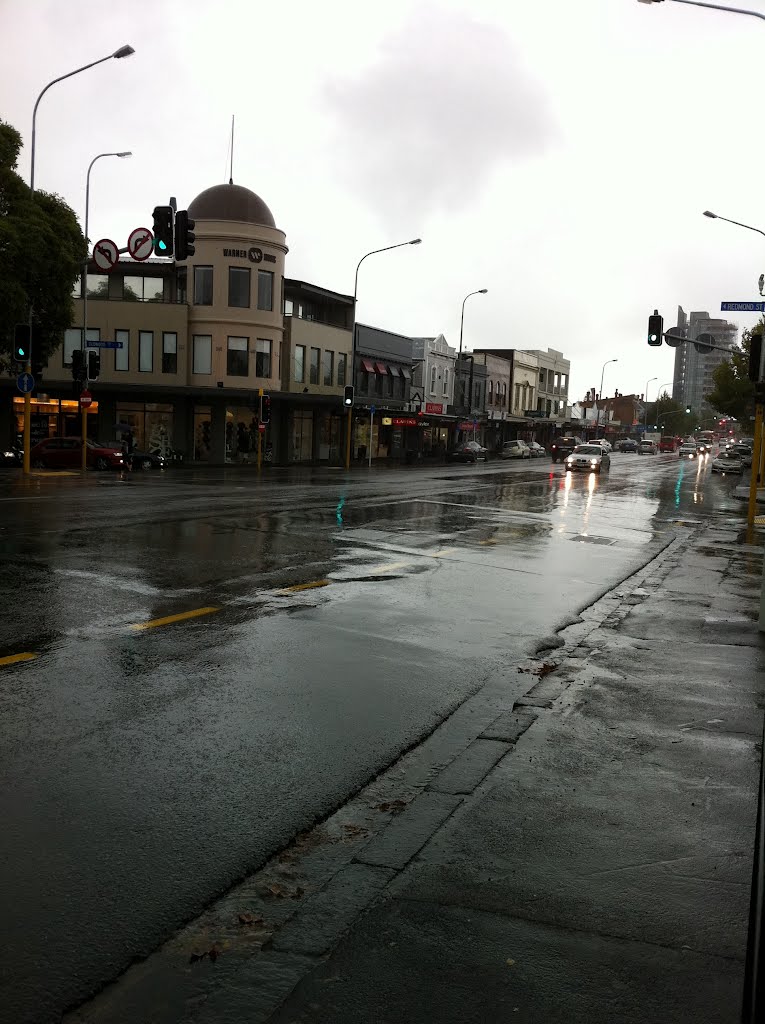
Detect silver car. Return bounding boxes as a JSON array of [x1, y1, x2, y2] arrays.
[[564, 444, 611, 473]]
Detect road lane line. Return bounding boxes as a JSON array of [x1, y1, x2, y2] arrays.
[[275, 580, 331, 594], [368, 561, 411, 574], [430, 547, 456, 557], [0, 652, 38, 667], [130, 606, 220, 631]]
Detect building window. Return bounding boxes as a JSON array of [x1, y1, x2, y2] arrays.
[[295, 345, 305, 383], [443, 369, 449, 397], [560, 373, 568, 393], [123, 276, 164, 302], [430, 365, 437, 394], [193, 266, 213, 305], [257, 270, 274, 311], [63, 329, 80, 366], [71, 276, 82, 298], [227, 336, 249, 376], [256, 338, 272, 377], [488, 380, 494, 405], [386, 370, 394, 398], [502, 382, 507, 406], [337, 353, 347, 386], [176, 267, 187, 304], [361, 371, 369, 394], [376, 373, 384, 397], [115, 329, 129, 371], [310, 347, 320, 384], [228, 267, 250, 308], [162, 332, 177, 374], [139, 332, 153, 372], [474, 383, 481, 407], [539, 370, 545, 386], [86, 274, 109, 299], [193, 335, 212, 375], [396, 373, 406, 399], [284, 297, 294, 316], [323, 350, 334, 386]]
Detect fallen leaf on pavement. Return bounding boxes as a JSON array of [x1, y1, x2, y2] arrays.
[[342, 823, 370, 838], [238, 913, 265, 926], [535, 662, 557, 677], [374, 799, 408, 814], [208, 947, 220, 963], [506, 958, 516, 966]]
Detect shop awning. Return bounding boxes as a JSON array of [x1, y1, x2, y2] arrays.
[[387, 364, 398, 375], [400, 366, 412, 380], [361, 358, 376, 373], [375, 362, 388, 375]]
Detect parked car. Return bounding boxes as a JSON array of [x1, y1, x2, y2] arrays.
[[527, 441, 547, 458], [30, 437, 125, 471], [550, 436, 582, 463], [564, 444, 611, 474], [617, 439, 638, 453], [638, 440, 657, 455], [127, 450, 168, 471], [658, 437, 678, 453], [499, 440, 530, 460], [727, 443, 753, 466], [464, 440, 489, 460], [446, 444, 478, 464], [591, 438, 612, 452], [1, 444, 22, 466], [711, 451, 744, 474], [678, 443, 698, 459]]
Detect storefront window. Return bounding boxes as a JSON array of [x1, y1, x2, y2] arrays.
[[15, 397, 99, 445], [226, 406, 260, 462], [318, 413, 342, 461], [292, 410, 313, 462], [194, 405, 212, 461]]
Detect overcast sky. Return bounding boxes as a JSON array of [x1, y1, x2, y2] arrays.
[[3, 0, 765, 402]]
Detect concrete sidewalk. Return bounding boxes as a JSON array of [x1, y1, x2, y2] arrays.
[[68, 522, 765, 1024]]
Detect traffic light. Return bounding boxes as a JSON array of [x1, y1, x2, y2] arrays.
[[174, 209, 196, 261], [71, 349, 86, 382], [647, 310, 663, 347], [749, 333, 763, 382], [260, 394, 271, 425], [152, 205, 174, 256], [685, 406, 692, 415], [87, 349, 100, 382], [343, 385, 354, 407], [13, 324, 31, 366]]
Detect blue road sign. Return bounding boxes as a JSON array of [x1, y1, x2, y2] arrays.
[[370, 405, 376, 414], [16, 372, 34, 394], [721, 302, 765, 312], [87, 340, 123, 349]]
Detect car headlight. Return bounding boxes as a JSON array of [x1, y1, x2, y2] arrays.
[[590, 459, 598, 466]]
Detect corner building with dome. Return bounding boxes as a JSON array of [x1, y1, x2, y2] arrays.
[[4, 181, 356, 465]]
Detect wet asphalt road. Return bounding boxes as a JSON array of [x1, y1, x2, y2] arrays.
[[0, 451, 745, 1023]]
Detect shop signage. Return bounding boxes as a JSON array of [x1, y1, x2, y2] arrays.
[[524, 410, 545, 418], [223, 247, 278, 264], [458, 421, 478, 431], [392, 417, 418, 427], [425, 402, 443, 415], [382, 417, 392, 426]]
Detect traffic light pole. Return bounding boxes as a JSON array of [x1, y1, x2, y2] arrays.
[[748, 404, 763, 532], [257, 388, 263, 472]]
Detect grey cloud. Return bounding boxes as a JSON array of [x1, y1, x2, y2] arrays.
[[324, 7, 555, 222]]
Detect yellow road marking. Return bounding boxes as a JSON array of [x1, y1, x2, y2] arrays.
[[275, 580, 331, 594], [130, 606, 220, 631], [431, 547, 456, 557], [368, 561, 410, 574], [0, 652, 38, 667], [479, 539, 498, 545]]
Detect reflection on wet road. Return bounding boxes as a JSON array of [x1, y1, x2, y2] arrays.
[[0, 452, 744, 1023]]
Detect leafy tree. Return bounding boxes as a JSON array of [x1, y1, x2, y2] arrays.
[[0, 119, 86, 363], [645, 391, 693, 436], [706, 323, 757, 423]]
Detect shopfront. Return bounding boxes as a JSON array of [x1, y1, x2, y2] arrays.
[[12, 395, 99, 444], [115, 402, 175, 456]]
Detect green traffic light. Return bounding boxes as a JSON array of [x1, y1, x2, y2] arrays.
[[156, 240, 167, 251]]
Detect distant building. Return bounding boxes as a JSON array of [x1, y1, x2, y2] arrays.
[[671, 308, 737, 416], [412, 334, 456, 416], [516, 347, 570, 421]]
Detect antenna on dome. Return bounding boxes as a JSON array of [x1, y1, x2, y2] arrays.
[[229, 114, 235, 185]]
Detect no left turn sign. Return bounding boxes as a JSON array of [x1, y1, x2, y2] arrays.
[[127, 226, 154, 262], [92, 238, 119, 272]]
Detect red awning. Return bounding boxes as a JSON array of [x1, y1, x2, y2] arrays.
[[375, 362, 388, 375], [361, 358, 376, 373]]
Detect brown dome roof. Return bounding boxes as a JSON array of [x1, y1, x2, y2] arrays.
[[188, 183, 276, 228]]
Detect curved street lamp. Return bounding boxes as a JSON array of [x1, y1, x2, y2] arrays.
[[596, 358, 618, 432], [458, 289, 488, 357]]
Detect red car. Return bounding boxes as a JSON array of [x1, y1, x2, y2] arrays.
[[659, 438, 678, 453], [30, 437, 125, 471]]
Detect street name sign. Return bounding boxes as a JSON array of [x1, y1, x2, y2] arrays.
[[86, 340, 124, 349], [721, 302, 765, 312]]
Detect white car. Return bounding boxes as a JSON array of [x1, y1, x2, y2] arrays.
[[591, 438, 612, 452], [711, 452, 744, 474], [678, 443, 698, 459], [564, 444, 611, 473], [500, 440, 530, 459]]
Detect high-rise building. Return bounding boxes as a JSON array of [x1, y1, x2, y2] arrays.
[[671, 308, 737, 416]]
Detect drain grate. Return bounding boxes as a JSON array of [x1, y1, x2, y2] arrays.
[[570, 535, 616, 545]]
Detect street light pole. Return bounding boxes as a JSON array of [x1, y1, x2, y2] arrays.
[[80, 151, 131, 471], [644, 376, 658, 433], [638, 0, 765, 20], [596, 358, 618, 435], [457, 289, 488, 409], [344, 238, 421, 471], [23, 44, 135, 476]]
